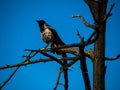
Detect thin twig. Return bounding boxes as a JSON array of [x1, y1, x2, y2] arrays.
[[0, 57, 79, 70], [40, 51, 64, 66], [105, 54, 120, 61], [72, 14, 96, 29], [77, 30, 84, 41], [0, 66, 20, 89], [85, 31, 98, 46], [68, 56, 80, 67], [0, 59, 54, 70], [23, 49, 39, 60], [104, 3, 115, 20], [54, 67, 63, 90]]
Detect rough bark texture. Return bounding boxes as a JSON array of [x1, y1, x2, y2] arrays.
[[79, 43, 91, 90], [94, 24, 106, 90], [85, 0, 108, 90], [93, 3, 107, 90]]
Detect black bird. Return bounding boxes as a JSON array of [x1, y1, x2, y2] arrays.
[[36, 20, 66, 56]]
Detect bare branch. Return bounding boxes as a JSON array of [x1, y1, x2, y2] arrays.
[[24, 49, 64, 66], [104, 3, 115, 21], [54, 67, 63, 90], [68, 56, 80, 67], [40, 49, 69, 90], [72, 14, 96, 29], [105, 54, 120, 61], [23, 49, 39, 60], [63, 66, 68, 90], [84, 0, 100, 24], [78, 37, 91, 90], [40, 50, 64, 66], [0, 66, 20, 89], [80, 58, 91, 90], [0, 57, 80, 70], [76, 30, 84, 41], [0, 41, 94, 89], [24, 43, 95, 63], [85, 31, 98, 46], [53, 48, 94, 60], [47, 43, 94, 59], [0, 59, 53, 70]]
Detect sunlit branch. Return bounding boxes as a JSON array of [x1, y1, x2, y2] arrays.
[[72, 14, 96, 29], [47, 43, 94, 59], [24, 43, 94, 60], [23, 49, 39, 60], [0, 59, 53, 70], [0, 57, 80, 70]]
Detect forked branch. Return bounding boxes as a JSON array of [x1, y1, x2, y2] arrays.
[[72, 14, 96, 29], [104, 3, 115, 21]]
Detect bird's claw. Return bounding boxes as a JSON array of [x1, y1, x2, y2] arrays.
[[40, 48, 47, 53]]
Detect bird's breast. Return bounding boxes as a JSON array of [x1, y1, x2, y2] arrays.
[[41, 29, 54, 43]]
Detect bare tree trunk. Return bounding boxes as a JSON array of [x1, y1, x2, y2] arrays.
[[93, 2, 107, 90], [94, 24, 106, 90], [85, 0, 108, 90]]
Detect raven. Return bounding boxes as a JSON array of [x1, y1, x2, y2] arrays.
[[36, 20, 66, 56]]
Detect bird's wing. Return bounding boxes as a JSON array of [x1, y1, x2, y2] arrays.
[[51, 28, 65, 45]]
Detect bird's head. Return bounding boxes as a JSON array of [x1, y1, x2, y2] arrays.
[[36, 20, 46, 25]]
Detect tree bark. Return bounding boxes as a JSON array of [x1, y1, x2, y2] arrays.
[[94, 2, 107, 90], [94, 24, 106, 90], [85, 0, 108, 90]]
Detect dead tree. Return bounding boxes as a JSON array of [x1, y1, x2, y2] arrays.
[[0, 0, 120, 90], [84, 0, 115, 90]]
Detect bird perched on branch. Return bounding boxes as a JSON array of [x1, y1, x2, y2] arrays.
[[36, 20, 66, 57]]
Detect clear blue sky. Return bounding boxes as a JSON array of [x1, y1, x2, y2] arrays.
[[0, 0, 120, 90]]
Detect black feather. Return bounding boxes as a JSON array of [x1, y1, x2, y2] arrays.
[[36, 20, 66, 56]]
